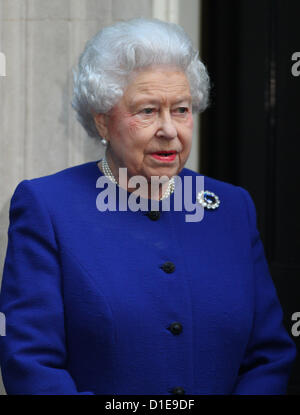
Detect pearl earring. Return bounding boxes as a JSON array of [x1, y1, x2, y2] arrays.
[[100, 138, 108, 146]]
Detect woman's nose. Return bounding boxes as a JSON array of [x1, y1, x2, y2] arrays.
[[156, 112, 177, 139]]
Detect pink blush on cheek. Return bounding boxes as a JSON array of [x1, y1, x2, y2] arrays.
[[127, 116, 151, 135], [128, 118, 139, 132], [108, 108, 133, 135], [185, 113, 194, 129]]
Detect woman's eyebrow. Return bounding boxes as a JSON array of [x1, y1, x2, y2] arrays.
[[172, 96, 192, 105], [128, 96, 159, 107], [128, 95, 192, 107]]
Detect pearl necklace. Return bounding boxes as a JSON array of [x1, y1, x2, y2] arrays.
[[101, 154, 175, 200]]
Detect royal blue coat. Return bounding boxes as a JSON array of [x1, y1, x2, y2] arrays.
[[0, 160, 297, 394]]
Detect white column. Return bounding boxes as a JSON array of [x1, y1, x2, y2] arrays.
[[153, 0, 179, 23]]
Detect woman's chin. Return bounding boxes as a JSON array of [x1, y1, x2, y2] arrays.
[[145, 163, 180, 179], [146, 169, 177, 181]]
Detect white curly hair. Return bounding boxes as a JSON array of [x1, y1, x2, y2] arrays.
[[71, 18, 210, 138]]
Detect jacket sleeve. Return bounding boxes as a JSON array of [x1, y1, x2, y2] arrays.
[[0, 180, 94, 395], [232, 187, 297, 394]]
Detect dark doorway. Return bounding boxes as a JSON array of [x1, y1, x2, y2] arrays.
[[201, 0, 300, 394]]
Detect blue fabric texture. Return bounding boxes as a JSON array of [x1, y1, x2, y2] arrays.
[[0, 160, 297, 395]]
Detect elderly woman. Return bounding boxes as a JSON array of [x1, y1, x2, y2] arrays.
[[0, 18, 296, 395]]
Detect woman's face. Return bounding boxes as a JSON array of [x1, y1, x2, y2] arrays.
[[94, 66, 194, 184]]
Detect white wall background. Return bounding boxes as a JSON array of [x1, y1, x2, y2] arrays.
[[0, 0, 201, 395]]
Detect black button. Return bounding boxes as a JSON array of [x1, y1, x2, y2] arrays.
[[146, 211, 160, 221], [168, 322, 183, 335], [160, 261, 175, 273], [171, 386, 185, 395]]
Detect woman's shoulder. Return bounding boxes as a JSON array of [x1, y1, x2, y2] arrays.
[[180, 166, 257, 221], [14, 160, 98, 192], [178, 167, 259, 239], [180, 166, 250, 198], [29, 160, 99, 185], [10, 160, 101, 212]]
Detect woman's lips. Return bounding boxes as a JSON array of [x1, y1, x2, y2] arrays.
[[150, 151, 177, 162]]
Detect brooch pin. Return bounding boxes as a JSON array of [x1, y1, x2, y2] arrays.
[[197, 190, 220, 210]]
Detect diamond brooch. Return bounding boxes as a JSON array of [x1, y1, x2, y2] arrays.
[[197, 190, 220, 210]]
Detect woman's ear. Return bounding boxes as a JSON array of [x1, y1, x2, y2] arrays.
[[93, 113, 108, 139]]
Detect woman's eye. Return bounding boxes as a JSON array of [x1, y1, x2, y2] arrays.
[[175, 107, 188, 114], [141, 108, 155, 115]]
